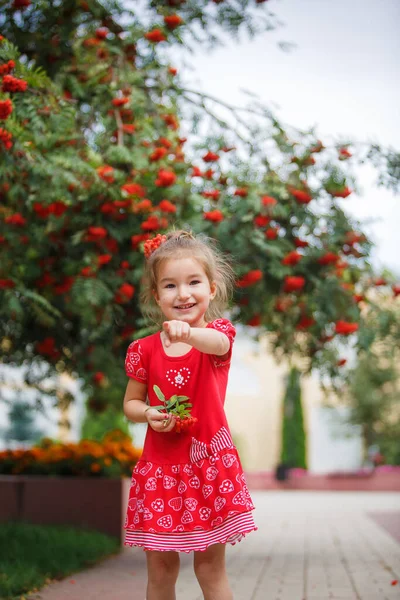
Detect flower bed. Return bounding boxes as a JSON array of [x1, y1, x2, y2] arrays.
[[0, 430, 142, 477], [0, 431, 142, 542]]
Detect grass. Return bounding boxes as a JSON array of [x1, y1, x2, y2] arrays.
[[0, 522, 120, 599]]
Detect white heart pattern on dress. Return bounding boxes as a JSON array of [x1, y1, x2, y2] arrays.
[[151, 499, 164, 512], [163, 475, 177, 489], [168, 497, 183, 511], [202, 484, 213, 499], [214, 496, 226, 511], [233, 491, 246, 505], [128, 498, 137, 511], [183, 464, 194, 476], [222, 454, 237, 468], [178, 481, 187, 494], [166, 367, 191, 389], [219, 479, 234, 494], [189, 475, 200, 489], [143, 508, 153, 521], [199, 507, 212, 520], [184, 498, 198, 511], [206, 466, 219, 481], [139, 462, 153, 476], [136, 367, 147, 380], [181, 510, 194, 524], [157, 515, 173, 528], [145, 477, 157, 491]]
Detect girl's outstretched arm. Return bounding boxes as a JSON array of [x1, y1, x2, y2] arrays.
[[163, 321, 229, 356]]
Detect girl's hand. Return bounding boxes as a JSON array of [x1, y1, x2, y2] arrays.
[[145, 408, 176, 433], [163, 320, 191, 347]]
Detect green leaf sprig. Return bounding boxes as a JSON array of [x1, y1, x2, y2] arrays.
[[152, 385, 193, 418]]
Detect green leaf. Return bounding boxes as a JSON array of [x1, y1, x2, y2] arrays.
[[166, 395, 179, 409], [153, 385, 166, 403]]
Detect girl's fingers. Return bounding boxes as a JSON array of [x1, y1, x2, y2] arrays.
[[148, 412, 168, 424], [158, 414, 175, 432], [147, 409, 175, 432], [163, 415, 176, 432], [163, 321, 190, 344]]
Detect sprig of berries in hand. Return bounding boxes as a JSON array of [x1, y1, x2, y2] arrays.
[[152, 384, 198, 433]]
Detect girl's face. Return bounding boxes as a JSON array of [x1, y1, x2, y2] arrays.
[[154, 257, 216, 328]]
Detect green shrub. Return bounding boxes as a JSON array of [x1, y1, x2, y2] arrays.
[[280, 367, 307, 469], [0, 522, 120, 599]]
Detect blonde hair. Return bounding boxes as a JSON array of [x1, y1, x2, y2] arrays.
[[141, 230, 235, 324]]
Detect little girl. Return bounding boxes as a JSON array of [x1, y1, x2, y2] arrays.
[[123, 230, 256, 600]]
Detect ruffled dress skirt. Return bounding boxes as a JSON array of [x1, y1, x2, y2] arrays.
[[124, 440, 256, 552]]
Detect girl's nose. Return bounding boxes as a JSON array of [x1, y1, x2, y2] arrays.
[[177, 285, 191, 300]]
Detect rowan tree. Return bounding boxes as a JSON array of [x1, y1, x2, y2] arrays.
[[0, 0, 398, 421]]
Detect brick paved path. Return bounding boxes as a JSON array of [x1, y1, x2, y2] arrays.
[[28, 491, 400, 600]]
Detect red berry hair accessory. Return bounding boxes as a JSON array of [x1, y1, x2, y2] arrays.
[[143, 233, 167, 259]]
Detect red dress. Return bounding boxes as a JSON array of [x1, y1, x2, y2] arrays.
[[124, 318, 256, 552]]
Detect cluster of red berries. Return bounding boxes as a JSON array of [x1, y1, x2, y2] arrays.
[[2, 74, 28, 93], [95, 28, 109, 39], [0, 60, 16, 76], [174, 416, 198, 434], [0, 99, 13, 120], [0, 127, 13, 150], [112, 97, 129, 107], [145, 29, 167, 43], [144, 233, 167, 259], [155, 168, 177, 187], [12, 0, 31, 9]]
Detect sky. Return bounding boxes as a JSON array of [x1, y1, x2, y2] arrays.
[[171, 0, 400, 275]]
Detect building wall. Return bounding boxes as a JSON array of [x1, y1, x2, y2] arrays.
[[225, 329, 363, 473]]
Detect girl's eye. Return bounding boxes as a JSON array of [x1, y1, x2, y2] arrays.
[[165, 283, 175, 289], [190, 280, 200, 285]]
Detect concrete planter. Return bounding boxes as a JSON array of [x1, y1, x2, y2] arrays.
[[0, 475, 130, 543]]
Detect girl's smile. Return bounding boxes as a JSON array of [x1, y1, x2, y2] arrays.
[[154, 257, 216, 327]]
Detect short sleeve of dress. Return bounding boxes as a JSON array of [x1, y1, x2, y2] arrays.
[[125, 339, 148, 383], [207, 318, 236, 367]]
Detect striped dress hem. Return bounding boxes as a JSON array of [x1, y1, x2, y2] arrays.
[[124, 511, 256, 553]]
